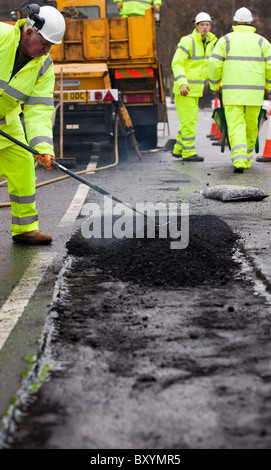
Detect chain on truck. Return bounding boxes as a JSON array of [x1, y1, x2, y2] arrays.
[[9, 0, 167, 166]]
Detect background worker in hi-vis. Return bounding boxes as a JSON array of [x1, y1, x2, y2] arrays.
[[0, 4, 65, 245], [114, 0, 161, 17], [171, 12, 217, 161], [208, 7, 271, 173]]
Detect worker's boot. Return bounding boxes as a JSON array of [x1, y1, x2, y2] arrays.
[[172, 152, 182, 159], [182, 154, 204, 162], [13, 230, 52, 245], [233, 158, 248, 172]]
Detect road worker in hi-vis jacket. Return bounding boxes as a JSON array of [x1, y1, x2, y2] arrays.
[[209, 7, 271, 173], [114, 0, 161, 17], [171, 12, 217, 161], [0, 4, 65, 244]]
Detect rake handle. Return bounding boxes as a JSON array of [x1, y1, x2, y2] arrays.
[[0, 128, 137, 213]]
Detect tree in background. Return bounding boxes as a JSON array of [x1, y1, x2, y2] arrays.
[[0, 0, 269, 98], [157, 0, 271, 97]]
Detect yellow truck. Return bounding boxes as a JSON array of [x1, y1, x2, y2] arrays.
[[11, 0, 166, 164]]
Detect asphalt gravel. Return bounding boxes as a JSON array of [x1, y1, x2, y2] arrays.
[[2, 103, 271, 451]]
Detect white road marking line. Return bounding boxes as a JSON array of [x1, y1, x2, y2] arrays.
[[0, 161, 97, 350], [0, 252, 57, 350], [58, 162, 96, 227]]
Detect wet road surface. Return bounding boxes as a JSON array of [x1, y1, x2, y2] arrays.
[[1, 103, 271, 449]]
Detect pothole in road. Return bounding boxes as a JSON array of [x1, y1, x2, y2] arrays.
[[66, 214, 240, 288]]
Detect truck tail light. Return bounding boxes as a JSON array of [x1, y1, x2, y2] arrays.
[[94, 91, 103, 100], [122, 93, 154, 104]]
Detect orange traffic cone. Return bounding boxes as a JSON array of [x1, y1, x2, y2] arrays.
[[207, 97, 219, 139], [208, 121, 218, 139], [256, 106, 271, 162], [210, 119, 221, 141], [212, 127, 223, 145]]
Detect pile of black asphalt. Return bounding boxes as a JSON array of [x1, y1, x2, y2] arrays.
[[66, 214, 240, 288]]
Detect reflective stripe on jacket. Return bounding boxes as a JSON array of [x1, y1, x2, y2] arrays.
[[208, 25, 271, 105], [0, 19, 55, 155], [114, 0, 161, 17], [171, 28, 217, 97]]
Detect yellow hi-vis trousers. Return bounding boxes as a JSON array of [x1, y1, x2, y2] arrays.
[[0, 122, 39, 236], [224, 105, 261, 169], [173, 94, 199, 158]]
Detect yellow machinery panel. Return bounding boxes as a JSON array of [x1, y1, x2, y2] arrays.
[[51, 19, 110, 62], [109, 18, 129, 60], [128, 13, 155, 60], [51, 41, 64, 62], [63, 18, 85, 61], [83, 19, 109, 60], [54, 63, 111, 92], [51, 8, 155, 63]]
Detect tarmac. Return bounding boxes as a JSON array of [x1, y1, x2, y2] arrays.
[[2, 97, 271, 450], [162, 98, 271, 295]]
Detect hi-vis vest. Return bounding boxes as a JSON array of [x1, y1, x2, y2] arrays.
[[172, 28, 217, 97], [208, 25, 271, 105], [0, 19, 55, 154], [114, 0, 161, 17]]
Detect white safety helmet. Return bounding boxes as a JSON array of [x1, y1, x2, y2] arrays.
[[233, 7, 253, 23], [195, 12, 212, 24], [27, 4, 66, 44]]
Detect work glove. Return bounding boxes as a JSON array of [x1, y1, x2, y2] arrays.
[[116, 2, 123, 11], [35, 154, 55, 171], [153, 4, 160, 12], [180, 84, 190, 96]]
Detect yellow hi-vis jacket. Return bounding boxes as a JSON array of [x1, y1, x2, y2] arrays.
[[208, 25, 271, 105], [114, 0, 161, 17], [0, 19, 55, 155], [172, 28, 217, 98]]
